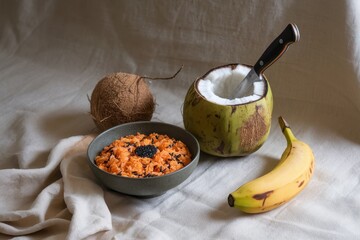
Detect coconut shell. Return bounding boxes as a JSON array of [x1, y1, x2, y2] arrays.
[[90, 72, 155, 131], [183, 63, 273, 157]]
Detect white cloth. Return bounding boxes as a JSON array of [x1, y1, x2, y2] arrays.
[[0, 0, 359, 239], [0, 135, 111, 239]]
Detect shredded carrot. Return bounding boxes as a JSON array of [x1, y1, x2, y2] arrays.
[[95, 133, 192, 178]]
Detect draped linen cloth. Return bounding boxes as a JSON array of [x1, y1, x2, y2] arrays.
[[0, 1, 359, 239]]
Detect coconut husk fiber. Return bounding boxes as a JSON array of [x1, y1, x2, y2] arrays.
[[90, 72, 155, 131]]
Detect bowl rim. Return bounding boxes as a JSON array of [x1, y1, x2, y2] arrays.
[[87, 121, 200, 181]]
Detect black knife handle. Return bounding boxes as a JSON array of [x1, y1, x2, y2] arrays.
[[253, 23, 300, 75]]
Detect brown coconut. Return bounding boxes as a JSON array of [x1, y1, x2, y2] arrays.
[[90, 72, 155, 131]]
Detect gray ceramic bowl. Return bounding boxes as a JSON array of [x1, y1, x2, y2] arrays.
[[87, 121, 200, 197]]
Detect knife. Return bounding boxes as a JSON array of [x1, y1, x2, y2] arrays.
[[230, 23, 300, 99]]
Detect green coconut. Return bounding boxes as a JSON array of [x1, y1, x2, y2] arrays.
[[183, 63, 273, 157]]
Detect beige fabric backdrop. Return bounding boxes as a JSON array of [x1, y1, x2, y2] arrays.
[[0, 0, 359, 239]]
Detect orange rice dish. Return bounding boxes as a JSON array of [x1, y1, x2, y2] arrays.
[[95, 133, 192, 178]]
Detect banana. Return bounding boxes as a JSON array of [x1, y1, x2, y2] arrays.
[[228, 116, 315, 213]]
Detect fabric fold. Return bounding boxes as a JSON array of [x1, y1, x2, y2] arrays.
[[60, 135, 112, 239], [0, 135, 112, 238]]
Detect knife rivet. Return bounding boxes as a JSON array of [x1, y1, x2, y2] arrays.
[[260, 60, 264, 66], [279, 38, 284, 44]]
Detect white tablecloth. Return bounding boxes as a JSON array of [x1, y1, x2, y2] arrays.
[[0, 1, 359, 239]]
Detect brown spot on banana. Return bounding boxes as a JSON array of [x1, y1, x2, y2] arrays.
[[298, 180, 304, 188], [309, 160, 314, 174], [253, 190, 274, 207]]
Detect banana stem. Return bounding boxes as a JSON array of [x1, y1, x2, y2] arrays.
[[278, 116, 297, 144]]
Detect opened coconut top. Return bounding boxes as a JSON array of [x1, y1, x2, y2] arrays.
[[197, 64, 267, 105]]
